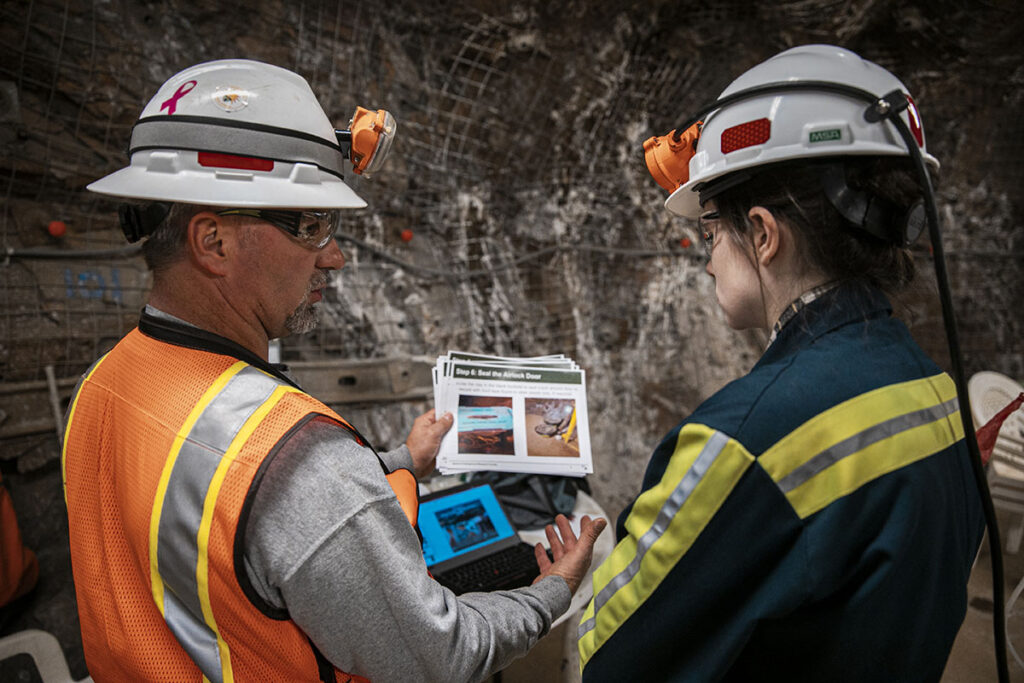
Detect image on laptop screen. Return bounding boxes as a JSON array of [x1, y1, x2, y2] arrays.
[[420, 485, 517, 566]]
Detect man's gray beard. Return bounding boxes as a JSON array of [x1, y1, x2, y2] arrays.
[[284, 272, 326, 335], [284, 300, 318, 334]]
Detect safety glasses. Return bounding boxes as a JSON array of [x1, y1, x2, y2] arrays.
[[216, 208, 340, 249], [698, 210, 720, 258]]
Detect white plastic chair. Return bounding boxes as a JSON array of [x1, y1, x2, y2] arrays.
[[0, 629, 92, 683], [969, 371, 1024, 672], [969, 371, 1024, 552]]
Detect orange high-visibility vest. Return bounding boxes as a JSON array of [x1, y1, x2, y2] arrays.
[[62, 327, 418, 682]]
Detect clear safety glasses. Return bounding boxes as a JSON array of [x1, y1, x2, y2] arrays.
[[217, 208, 340, 249], [698, 210, 720, 258]]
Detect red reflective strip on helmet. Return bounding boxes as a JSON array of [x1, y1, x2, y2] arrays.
[[197, 152, 274, 171], [721, 118, 771, 154], [905, 95, 924, 148]]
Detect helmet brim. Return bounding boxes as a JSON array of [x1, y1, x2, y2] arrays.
[[88, 160, 368, 210]]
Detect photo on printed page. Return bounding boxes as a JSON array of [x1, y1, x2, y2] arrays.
[[524, 398, 580, 457], [457, 395, 515, 456], [437, 500, 499, 553]]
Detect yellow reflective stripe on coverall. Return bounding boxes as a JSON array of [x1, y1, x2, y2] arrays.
[[579, 372, 964, 670], [759, 372, 963, 518], [577, 425, 754, 669]]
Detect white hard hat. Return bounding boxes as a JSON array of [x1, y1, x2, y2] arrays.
[[664, 45, 939, 218], [88, 59, 372, 209]]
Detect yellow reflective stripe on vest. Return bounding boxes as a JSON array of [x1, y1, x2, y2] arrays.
[[148, 362, 298, 683], [149, 362, 246, 620], [759, 373, 963, 519], [199, 383, 298, 682], [60, 352, 110, 505], [577, 425, 754, 670]]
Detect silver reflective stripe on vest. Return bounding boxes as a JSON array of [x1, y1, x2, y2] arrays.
[[578, 430, 729, 640], [775, 395, 960, 494], [155, 365, 284, 683], [131, 117, 347, 176]]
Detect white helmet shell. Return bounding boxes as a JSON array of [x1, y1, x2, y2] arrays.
[[666, 45, 939, 218], [88, 59, 366, 209]]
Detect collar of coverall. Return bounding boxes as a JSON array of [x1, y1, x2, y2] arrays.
[[755, 283, 893, 366]]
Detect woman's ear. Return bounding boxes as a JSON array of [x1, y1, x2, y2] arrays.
[[186, 212, 231, 276], [747, 206, 781, 267]]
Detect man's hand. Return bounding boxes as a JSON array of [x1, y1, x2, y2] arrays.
[[405, 409, 454, 479], [532, 514, 607, 595]]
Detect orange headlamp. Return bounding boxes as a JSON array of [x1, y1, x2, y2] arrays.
[[336, 106, 397, 177], [643, 121, 702, 192]]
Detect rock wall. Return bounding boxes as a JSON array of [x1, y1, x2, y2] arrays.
[[0, 1, 1021, 676]]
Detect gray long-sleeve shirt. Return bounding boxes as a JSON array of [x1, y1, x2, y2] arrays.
[[242, 417, 570, 682]]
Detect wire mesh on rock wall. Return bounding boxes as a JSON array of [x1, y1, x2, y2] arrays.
[[1, 0, 1022, 523]]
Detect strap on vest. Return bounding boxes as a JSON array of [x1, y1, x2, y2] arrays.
[[235, 413, 317, 620], [385, 469, 419, 526], [308, 635, 338, 683]]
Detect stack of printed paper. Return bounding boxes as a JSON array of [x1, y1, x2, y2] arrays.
[[432, 351, 592, 477]]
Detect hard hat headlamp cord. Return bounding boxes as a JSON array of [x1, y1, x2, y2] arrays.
[[885, 108, 1009, 682]]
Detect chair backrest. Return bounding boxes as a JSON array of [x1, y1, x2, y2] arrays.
[[0, 629, 92, 683], [969, 371, 1024, 471]]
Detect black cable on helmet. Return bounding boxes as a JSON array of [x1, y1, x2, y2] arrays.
[[882, 102, 1009, 682]]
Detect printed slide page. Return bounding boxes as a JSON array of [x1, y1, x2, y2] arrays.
[[434, 354, 592, 477]]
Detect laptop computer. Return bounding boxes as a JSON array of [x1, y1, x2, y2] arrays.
[[419, 482, 545, 594]]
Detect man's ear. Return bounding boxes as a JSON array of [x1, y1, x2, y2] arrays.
[[186, 212, 231, 276], [747, 206, 781, 267]]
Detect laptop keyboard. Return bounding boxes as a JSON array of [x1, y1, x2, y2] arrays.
[[436, 543, 543, 595]]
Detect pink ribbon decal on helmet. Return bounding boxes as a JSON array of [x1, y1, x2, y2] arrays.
[[160, 80, 197, 115]]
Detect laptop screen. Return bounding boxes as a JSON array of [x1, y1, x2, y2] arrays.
[[419, 484, 518, 567]]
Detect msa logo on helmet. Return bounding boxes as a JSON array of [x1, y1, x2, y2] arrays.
[[809, 129, 843, 143], [721, 118, 770, 154]]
